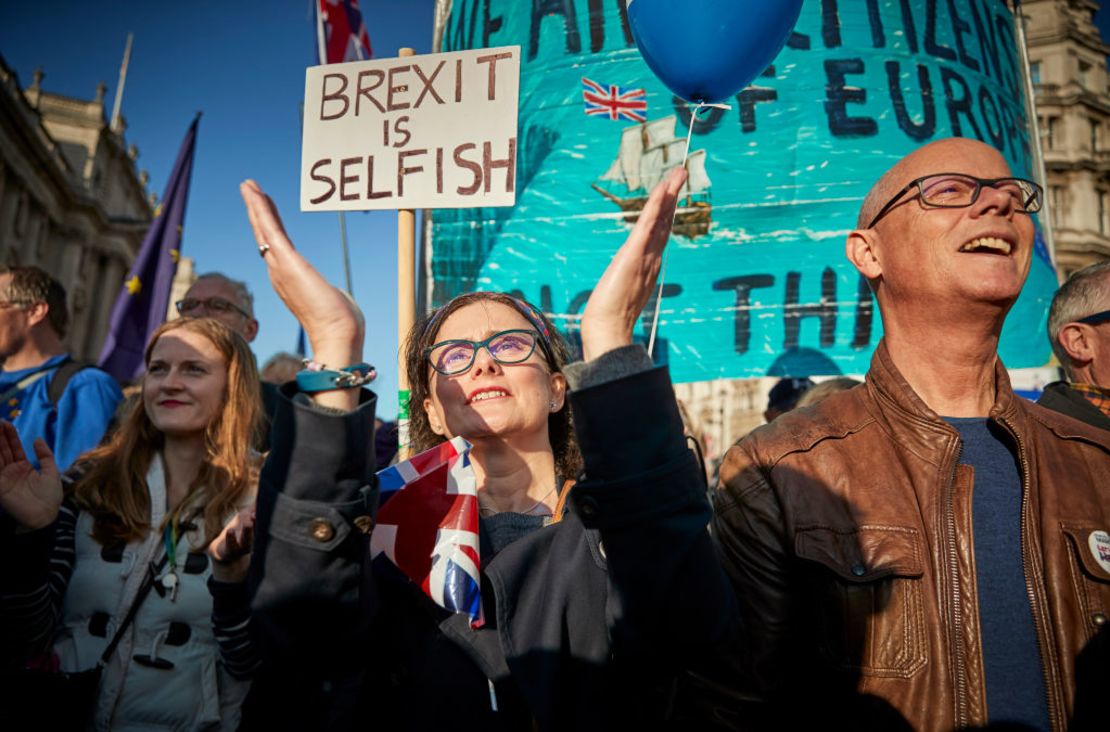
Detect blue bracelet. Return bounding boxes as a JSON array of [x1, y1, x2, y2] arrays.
[[295, 362, 377, 393]]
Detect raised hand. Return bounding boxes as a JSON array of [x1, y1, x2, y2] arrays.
[[240, 180, 364, 409], [208, 505, 256, 583], [580, 166, 687, 362], [0, 421, 62, 530], [240, 180, 364, 360]]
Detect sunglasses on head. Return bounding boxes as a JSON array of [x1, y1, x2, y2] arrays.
[[1077, 309, 1110, 326], [175, 297, 251, 319]]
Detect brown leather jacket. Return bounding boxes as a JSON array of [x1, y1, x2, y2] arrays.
[[712, 341, 1110, 731]]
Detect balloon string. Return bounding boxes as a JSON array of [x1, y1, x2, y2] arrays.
[[647, 101, 731, 359]]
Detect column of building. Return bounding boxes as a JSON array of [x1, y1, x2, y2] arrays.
[[1024, 0, 1110, 279]]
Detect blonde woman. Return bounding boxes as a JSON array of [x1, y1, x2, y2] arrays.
[[0, 317, 263, 730]]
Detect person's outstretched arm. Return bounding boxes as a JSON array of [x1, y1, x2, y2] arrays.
[[238, 182, 378, 729], [569, 167, 736, 662]]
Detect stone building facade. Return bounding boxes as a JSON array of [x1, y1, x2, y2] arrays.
[[0, 54, 152, 362], [1024, 0, 1110, 279]]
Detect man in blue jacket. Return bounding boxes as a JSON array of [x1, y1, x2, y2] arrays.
[[0, 266, 121, 470]]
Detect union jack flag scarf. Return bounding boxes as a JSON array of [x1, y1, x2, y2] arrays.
[[371, 437, 483, 627]]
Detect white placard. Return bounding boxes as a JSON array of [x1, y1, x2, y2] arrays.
[[300, 46, 520, 211]]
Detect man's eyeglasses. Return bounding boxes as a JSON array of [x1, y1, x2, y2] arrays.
[[866, 173, 1043, 229], [425, 329, 543, 376], [175, 297, 251, 319], [1077, 309, 1110, 326]]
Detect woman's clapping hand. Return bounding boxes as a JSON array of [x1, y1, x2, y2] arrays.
[[581, 167, 687, 362], [240, 180, 364, 410], [0, 421, 62, 530]]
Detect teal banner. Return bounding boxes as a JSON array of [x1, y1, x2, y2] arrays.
[[430, 0, 1057, 380]]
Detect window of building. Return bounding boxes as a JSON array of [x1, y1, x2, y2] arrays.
[[1079, 60, 1093, 90], [1047, 117, 1060, 149], [13, 191, 28, 237], [1050, 186, 1064, 228], [1093, 119, 1101, 152], [1100, 190, 1109, 236], [1030, 61, 1041, 86]]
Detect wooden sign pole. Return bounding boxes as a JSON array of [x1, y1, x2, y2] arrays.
[[396, 46, 416, 460]]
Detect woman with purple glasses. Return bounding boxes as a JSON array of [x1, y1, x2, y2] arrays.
[[234, 167, 733, 731]]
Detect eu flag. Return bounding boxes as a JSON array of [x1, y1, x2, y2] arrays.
[[98, 114, 199, 382]]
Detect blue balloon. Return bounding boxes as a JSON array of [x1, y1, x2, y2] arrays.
[[627, 0, 804, 104]]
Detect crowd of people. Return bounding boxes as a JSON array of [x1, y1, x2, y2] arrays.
[[0, 137, 1107, 731]]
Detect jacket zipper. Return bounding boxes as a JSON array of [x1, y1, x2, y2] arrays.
[[945, 438, 969, 728], [488, 678, 499, 712], [997, 416, 1061, 730]]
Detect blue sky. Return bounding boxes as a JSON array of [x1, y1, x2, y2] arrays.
[[0, 1, 437, 419]]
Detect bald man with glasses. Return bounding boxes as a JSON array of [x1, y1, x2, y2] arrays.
[[694, 138, 1110, 731]]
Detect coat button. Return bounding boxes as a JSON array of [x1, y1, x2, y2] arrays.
[[1093, 613, 1108, 627], [310, 518, 335, 543], [353, 515, 374, 534], [851, 563, 867, 577], [579, 497, 598, 517]]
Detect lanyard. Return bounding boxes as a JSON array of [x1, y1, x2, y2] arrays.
[[161, 520, 180, 601], [162, 519, 178, 568]]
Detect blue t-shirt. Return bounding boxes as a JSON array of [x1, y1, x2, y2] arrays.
[[0, 354, 122, 470], [945, 417, 1049, 730]]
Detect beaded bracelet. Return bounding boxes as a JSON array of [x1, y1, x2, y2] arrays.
[[295, 360, 377, 393]]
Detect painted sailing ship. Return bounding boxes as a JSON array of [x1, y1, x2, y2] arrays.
[[592, 115, 712, 238]]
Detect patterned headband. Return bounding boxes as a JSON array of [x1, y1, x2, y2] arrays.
[[507, 297, 552, 342]]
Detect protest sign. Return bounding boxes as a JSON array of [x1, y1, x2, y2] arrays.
[[429, 0, 1058, 381], [301, 46, 520, 211]]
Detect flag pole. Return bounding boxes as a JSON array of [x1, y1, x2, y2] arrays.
[[397, 45, 417, 460], [314, 0, 327, 61], [1012, 0, 1057, 272], [314, 0, 356, 295], [337, 212, 353, 294], [110, 33, 133, 132]]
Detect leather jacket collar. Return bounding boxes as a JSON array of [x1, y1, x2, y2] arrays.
[[864, 339, 1023, 458]]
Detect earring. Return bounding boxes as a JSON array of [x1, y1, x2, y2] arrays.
[[550, 401, 557, 410]]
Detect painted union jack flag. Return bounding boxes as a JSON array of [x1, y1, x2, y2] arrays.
[[371, 437, 483, 627], [317, 0, 372, 64], [582, 77, 648, 122]]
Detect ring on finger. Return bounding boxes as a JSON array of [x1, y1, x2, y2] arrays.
[[258, 243, 271, 257]]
